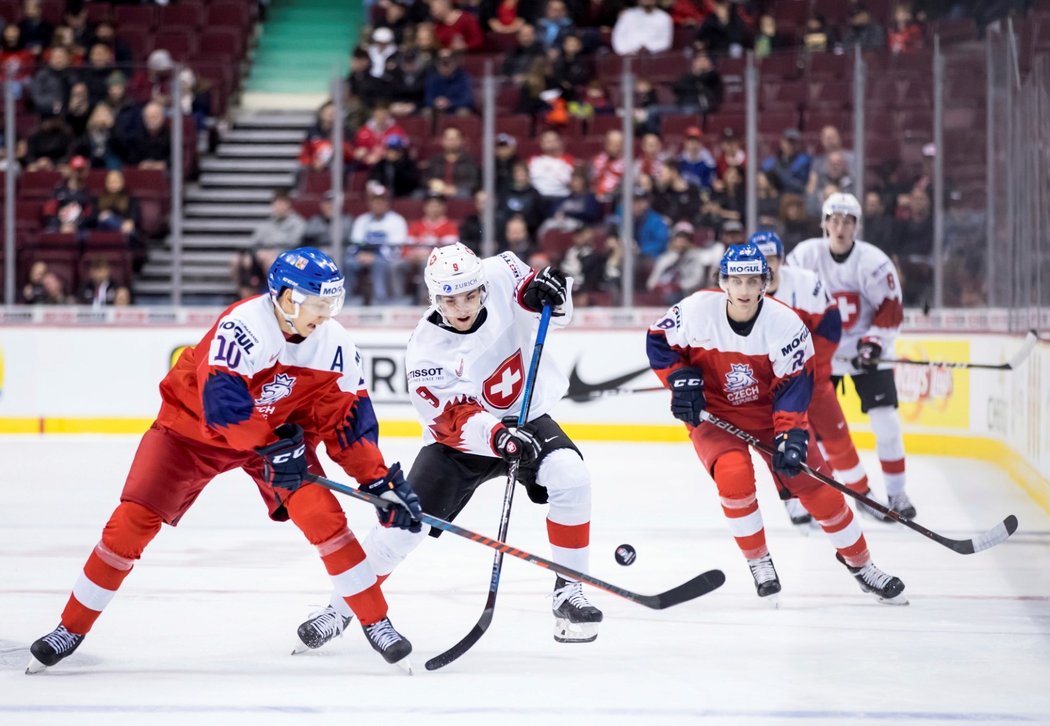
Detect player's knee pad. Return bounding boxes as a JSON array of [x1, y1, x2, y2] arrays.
[[539, 449, 591, 523], [285, 484, 348, 545], [103, 501, 163, 559], [868, 406, 905, 460], [712, 449, 756, 501], [362, 523, 429, 577]]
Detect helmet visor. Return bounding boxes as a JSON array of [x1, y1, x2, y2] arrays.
[[293, 289, 345, 317]]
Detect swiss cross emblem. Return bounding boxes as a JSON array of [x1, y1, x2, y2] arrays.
[[483, 350, 525, 409], [833, 292, 862, 330]]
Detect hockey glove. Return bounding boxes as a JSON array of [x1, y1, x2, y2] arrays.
[[360, 462, 423, 532], [851, 336, 883, 372], [493, 424, 541, 466], [772, 428, 809, 478], [521, 267, 568, 312], [667, 367, 706, 426], [256, 423, 308, 492]]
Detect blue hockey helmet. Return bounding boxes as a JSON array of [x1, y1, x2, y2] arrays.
[[747, 230, 784, 260], [267, 247, 346, 318], [719, 241, 771, 282]]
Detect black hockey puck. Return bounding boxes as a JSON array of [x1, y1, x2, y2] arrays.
[[614, 544, 637, 566]]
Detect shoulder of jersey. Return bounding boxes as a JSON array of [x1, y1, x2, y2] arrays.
[[216, 296, 283, 356], [487, 252, 530, 287], [855, 239, 892, 263], [789, 237, 824, 257]]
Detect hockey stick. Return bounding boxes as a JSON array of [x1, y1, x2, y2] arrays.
[[564, 385, 666, 401], [425, 304, 552, 671], [697, 410, 1018, 555], [834, 329, 1039, 371], [307, 472, 725, 610]]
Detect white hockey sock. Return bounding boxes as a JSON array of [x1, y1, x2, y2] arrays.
[[868, 406, 907, 497]]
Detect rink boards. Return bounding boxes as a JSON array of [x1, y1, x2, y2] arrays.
[[0, 314, 1046, 510]]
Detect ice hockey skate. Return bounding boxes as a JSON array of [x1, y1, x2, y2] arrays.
[[26, 624, 84, 674], [747, 554, 782, 607], [888, 491, 917, 520], [552, 576, 603, 643], [836, 553, 908, 605], [362, 617, 413, 674], [783, 498, 819, 534], [292, 605, 353, 655]]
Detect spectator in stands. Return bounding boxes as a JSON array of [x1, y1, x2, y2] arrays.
[[347, 47, 385, 123], [29, 45, 72, 117], [694, 0, 751, 57], [177, 68, 214, 147], [457, 189, 490, 254], [670, 51, 724, 115], [302, 190, 353, 250], [546, 169, 603, 231], [553, 32, 595, 94], [65, 81, 91, 137], [753, 14, 792, 59], [96, 169, 141, 242], [809, 124, 855, 186], [760, 128, 811, 196], [298, 101, 353, 173], [63, 2, 91, 52], [375, 0, 416, 44], [0, 24, 36, 99], [42, 155, 95, 233], [104, 72, 139, 140], [424, 49, 476, 117], [715, 126, 746, 176], [560, 226, 608, 304], [38, 269, 72, 304], [892, 187, 933, 305], [24, 115, 74, 171], [411, 22, 442, 68], [529, 129, 576, 211], [711, 163, 745, 221], [676, 126, 717, 191], [347, 181, 407, 305], [633, 131, 669, 186], [430, 0, 485, 52], [611, 0, 673, 56], [368, 27, 400, 78], [423, 125, 480, 198], [353, 104, 408, 168], [18, 0, 54, 54], [79, 257, 128, 309], [407, 189, 460, 248], [626, 187, 671, 259], [806, 150, 854, 216], [652, 159, 702, 226], [579, 78, 615, 118], [389, 48, 429, 117], [591, 129, 625, 202], [89, 20, 133, 78], [233, 189, 306, 299], [495, 133, 521, 194], [629, 75, 661, 134], [487, 0, 531, 34], [21, 260, 49, 303], [499, 160, 545, 234], [646, 221, 710, 304], [368, 134, 421, 198], [501, 23, 545, 83], [500, 213, 535, 259], [536, 0, 575, 49], [117, 101, 171, 170], [802, 14, 837, 54], [862, 190, 894, 251], [128, 49, 176, 108], [82, 42, 116, 106], [777, 193, 813, 252], [716, 217, 746, 248], [756, 170, 782, 228], [842, 4, 887, 50], [660, 0, 704, 28], [888, 2, 924, 54], [515, 57, 561, 120], [46, 24, 85, 66]]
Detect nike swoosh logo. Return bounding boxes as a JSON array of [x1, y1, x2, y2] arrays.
[[566, 361, 652, 402], [544, 436, 558, 443]]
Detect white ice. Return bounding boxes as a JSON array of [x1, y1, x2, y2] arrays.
[[0, 435, 1048, 726]]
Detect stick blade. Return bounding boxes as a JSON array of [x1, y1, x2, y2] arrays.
[[653, 569, 726, 609], [951, 515, 1019, 554], [424, 610, 494, 671]]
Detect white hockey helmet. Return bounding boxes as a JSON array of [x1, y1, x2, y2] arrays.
[[424, 242, 487, 305], [822, 192, 863, 235]]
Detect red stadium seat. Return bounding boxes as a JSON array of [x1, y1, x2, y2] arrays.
[[157, 4, 206, 29], [21, 172, 63, 200], [153, 30, 198, 62], [84, 231, 129, 251], [539, 229, 574, 263], [114, 5, 155, 29], [205, 1, 251, 30], [34, 232, 79, 249]]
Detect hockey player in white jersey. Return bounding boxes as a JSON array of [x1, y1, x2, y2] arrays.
[[787, 193, 916, 519], [751, 231, 888, 527], [296, 243, 602, 647]]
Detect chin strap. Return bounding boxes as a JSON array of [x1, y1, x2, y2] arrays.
[[272, 293, 301, 332]]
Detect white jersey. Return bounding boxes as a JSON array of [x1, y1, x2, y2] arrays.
[[787, 238, 903, 376], [405, 252, 573, 456], [767, 265, 840, 379]]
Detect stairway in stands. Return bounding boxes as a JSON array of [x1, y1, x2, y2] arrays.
[[134, 110, 314, 305]]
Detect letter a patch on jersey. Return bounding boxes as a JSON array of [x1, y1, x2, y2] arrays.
[[483, 350, 525, 409]]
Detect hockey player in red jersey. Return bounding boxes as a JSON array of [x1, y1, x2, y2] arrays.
[[750, 231, 889, 527], [297, 242, 603, 646], [646, 242, 906, 605], [788, 193, 916, 519], [26, 248, 422, 674]]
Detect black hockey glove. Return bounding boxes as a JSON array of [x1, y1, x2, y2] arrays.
[[360, 462, 423, 532], [493, 424, 541, 466], [521, 267, 568, 312], [667, 367, 706, 426], [851, 336, 883, 372], [772, 428, 809, 478], [256, 423, 308, 492]]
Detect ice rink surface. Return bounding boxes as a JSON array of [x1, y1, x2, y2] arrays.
[[1, 435, 1048, 726]]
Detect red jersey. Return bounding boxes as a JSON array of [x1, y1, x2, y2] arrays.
[[767, 265, 842, 380], [156, 295, 387, 484], [646, 290, 815, 434]]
